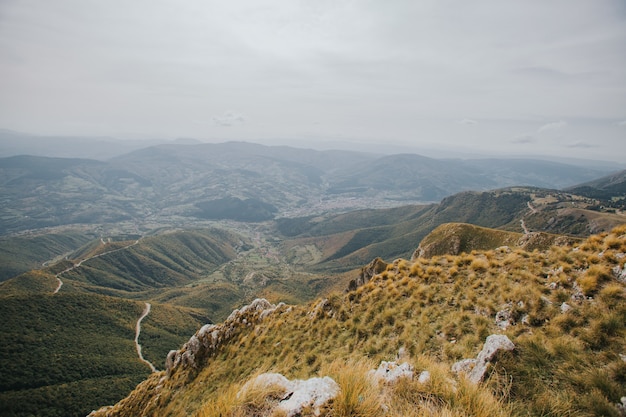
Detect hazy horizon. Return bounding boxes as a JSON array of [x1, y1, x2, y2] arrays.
[[1, 1, 625, 162]]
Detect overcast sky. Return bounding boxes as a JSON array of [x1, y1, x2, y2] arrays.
[[1, 0, 625, 161]]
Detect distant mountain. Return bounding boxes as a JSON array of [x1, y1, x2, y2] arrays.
[[565, 169, 626, 208], [0, 129, 169, 160], [0, 142, 617, 235]]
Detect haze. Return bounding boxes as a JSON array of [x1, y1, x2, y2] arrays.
[[1, 0, 625, 161]]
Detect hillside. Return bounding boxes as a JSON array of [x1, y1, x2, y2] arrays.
[[566, 169, 626, 209], [89, 225, 626, 417], [413, 223, 579, 259]]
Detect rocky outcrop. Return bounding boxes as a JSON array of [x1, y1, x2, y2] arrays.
[[452, 334, 515, 383], [348, 257, 388, 291], [166, 298, 284, 376], [241, 373, 339, 417]]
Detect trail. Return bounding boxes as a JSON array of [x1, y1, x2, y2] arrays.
[[520, 219, 530, 235], [520, 201, 537, 235], [135, 302, 158, 373], [51, 237, 142, 294]]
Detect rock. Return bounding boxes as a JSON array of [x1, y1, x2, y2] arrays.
[[495, 303, 513, 329], [468, 335, 515, 384], [452, 358, 476, 375], [560, 302, 572, 313], [613, 264, 626, 283], [349, 257, 388, 291], [242, 373, 339, 417], [166, 299, 280, 376], [370, 361, 414, 384], [417, 371, 431, 384], [453, 335, 515, 384]]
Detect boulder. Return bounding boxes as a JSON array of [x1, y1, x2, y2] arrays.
[[452, 334, 515, 384], [242, 373, 339, 417], [370, 361, 414, 384], [166, 299, 281, 376], [349, 257, 388, 291]]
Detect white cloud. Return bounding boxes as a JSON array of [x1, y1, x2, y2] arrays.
[[567, 141, 597, 148], [457, 119, 478, 125], [510, 135, 535, 144], [617, 120, 626, 126], [212, 112, 246, 127], [538, 121, 567, 133]]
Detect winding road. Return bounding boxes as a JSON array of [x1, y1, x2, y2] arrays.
[[52, 237, 142, 294], [520, 201, 538, 235], [135, 302, 158, 373]]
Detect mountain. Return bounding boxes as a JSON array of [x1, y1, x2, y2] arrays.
[[0, 142, 618, 235], [565, 169, 626, 209], [0, 129, 168, 160], [88, 225, 626, 417]]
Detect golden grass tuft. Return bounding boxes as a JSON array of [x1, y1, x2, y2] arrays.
[[321, 358, 383, 417]]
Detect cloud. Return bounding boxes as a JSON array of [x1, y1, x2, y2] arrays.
[[457, 119, 478, 125], [212, 112, 246, 127], [537, 120, 567, 133], [510, 135, 535, 144], [617, 120, 626, 126], [567, 141, 597, 148]]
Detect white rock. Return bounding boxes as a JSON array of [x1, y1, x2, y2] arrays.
[[242, 373, 339, 417], [370, 361, 414, 384], [468, 335, 515, 384], [560, 302, 572, 313], [417, 370, 431, 384], [451, 358, 476, 375]]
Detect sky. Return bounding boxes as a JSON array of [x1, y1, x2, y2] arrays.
[[0, 0, 625, 161]]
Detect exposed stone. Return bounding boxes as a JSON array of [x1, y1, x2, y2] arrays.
[[241, 373, 339, 417], [571, 282, 586, 303], [166, 298, 280, 376], [468, 335, 515, 383], [370, 361, 414, 384], [349, 257, 388, 291], [453, 335, 515, 384], [452, 358, 476, 375], [495, 303, 513, 329], [613, 264, 626, 284], [417, 370, 431, 384], [560, 302, 572, 313]]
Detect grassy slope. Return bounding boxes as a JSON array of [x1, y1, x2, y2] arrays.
[[94, 225, 626, 417], [416, 222, 580, 258], [0, 232, 95, 281]]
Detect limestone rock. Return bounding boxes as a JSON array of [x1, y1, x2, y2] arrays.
[[370, 361, 414, 384], [166, 298, 281, 376], [242, 373, 339, 417], [451, 358, 477, 375], [452, 335, 515, 384], [349, 257, 388, 291]]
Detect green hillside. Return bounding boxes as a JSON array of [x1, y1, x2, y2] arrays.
[[0, 231, 95, 281]]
